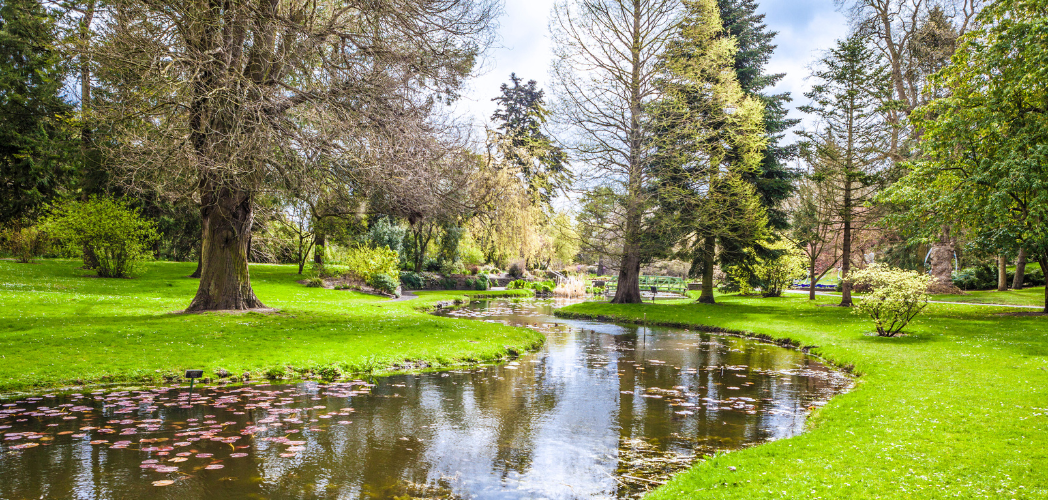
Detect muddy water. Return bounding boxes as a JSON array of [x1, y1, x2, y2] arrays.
[[0, 298, 848, 499]]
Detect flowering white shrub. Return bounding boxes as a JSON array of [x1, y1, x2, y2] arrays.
[[847, 264, 932, 337]]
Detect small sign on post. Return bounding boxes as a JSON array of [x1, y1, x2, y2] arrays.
[[185, 369, 203, 400], [650, 286, 658, 303]]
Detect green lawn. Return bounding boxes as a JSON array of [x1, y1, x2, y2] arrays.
[[794, 285, 1048, 308], [557, 295, 1048, 499], [935, 287, 1047, 308], [0, 259, 540, 393]]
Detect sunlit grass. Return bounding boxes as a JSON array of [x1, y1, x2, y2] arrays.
[[0, 259, 541, 393], [558, 295, 1048, 498]]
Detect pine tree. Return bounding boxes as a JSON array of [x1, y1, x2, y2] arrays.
[[799, 35, 893, 307], [0, 0, 73, 223], [717, 0, 799, 230], [490, 74, 569, 208], [649, 0, 769, 304]]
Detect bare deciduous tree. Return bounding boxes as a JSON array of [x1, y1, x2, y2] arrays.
[[89, 0, 497, 310], [550, 0, 680, 304]]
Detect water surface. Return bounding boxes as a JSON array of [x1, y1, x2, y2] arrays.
[[0, 298, 849, 499]]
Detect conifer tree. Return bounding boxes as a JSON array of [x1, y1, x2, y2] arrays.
[[490, 74, 569, 208], [0, 0, 73, 223], [649, 0, 768, 304], [717, 0, 798, 230]]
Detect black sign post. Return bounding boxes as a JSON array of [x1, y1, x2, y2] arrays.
[[185, 369, 203, 401], [649, 286, 658, 303]]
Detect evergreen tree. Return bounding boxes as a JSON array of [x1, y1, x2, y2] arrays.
[[0, 0, 73, 223], [799, 35, 893, 307], [490, 74, 570, 208], [649, 0, 769, 304], [717, 0, 798, 230]]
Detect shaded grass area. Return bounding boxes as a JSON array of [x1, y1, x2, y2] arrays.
[[0, 260, 541, 393], [557, 295, 1048, 499], [935, 286, 1047, 307]]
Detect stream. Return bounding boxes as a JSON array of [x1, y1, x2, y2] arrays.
[[0, 298, 849, 499]]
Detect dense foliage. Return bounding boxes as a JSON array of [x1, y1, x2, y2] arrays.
[[0, 0, 73, 223], [44, 196, 159, 278], [0, 224, 50, 263]]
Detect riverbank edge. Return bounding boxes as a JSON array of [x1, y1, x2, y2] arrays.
[[552, 304, 871, 497], [0, 288, 543, 399], [552, 309, 858, 375]]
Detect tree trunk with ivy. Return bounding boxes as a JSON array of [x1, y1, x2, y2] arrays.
[[186, 180, 264, 311]]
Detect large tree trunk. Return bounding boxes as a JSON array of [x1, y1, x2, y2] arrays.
[[1013, 247, 1026, 290], [698, 236, 716, 304], [839, 179, 853, 307], [998, 254, 1008, 291], [611, 244, 642, 304], [186, 184, 265, 311]]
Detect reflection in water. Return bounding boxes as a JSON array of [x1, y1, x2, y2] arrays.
[[0, 298, 849, 499]]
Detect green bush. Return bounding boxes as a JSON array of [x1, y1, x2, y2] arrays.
[[475, 273, 490, 290], [508, 279, 528, 289], [329, 245, 399, 284], [848, 264, 932, 337], [44, 196, 159, 278], [367, 273, 399, 295], [305, 276, 324, 288], [440, 277, 457, 290], [1, 225, 50, 263], [528, 280, 554, 291], [399, 271, 426, 290]]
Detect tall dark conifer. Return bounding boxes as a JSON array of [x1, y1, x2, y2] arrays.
[[491, 73, 569, 208], [717, 0, 798, 230], [0, 0, 73, 223]]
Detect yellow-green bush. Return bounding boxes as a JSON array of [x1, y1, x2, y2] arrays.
[[329, 245, 400, 284], [847, 264, 932, 336]]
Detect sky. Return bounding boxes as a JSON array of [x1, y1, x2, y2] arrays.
[[452, 0, 851, 140]]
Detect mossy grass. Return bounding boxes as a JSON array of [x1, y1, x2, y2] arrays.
[[0, 259, 540, 394], [557, 295, 1048, 498]]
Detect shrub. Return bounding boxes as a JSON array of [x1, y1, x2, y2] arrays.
[[1, 225, 50, 263], [305, 276, 324, 288], [508, 279, 528, 290], [399, 271, 426, 290], [44, 196, 159, 278], [507, 261, 524, 278], [847, 264, 931, 337], [330, 245, 399, 283], [464, 278, 476, 289], [367, 273, 399, 295], [752, 246, 806, 297], [439, 276, 457, 289], [475, 273, 490, 290]]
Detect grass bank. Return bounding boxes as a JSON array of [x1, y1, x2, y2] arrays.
[[0, 260, 541, 394], [557, 295, 1048, 498]]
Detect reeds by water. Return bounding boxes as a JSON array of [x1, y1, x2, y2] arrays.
[[553, 275, 587, 298]]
